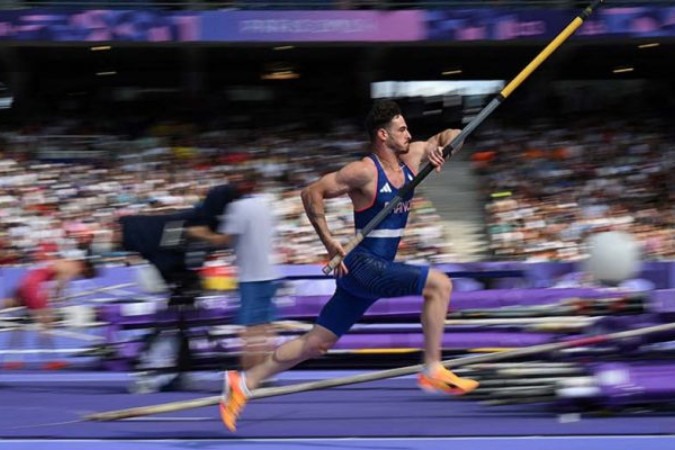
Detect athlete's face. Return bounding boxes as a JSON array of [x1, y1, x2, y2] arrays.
[[382, 115, 412, 154]]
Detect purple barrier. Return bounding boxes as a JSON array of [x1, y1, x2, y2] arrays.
[[593, 363, 675, 407], [207, 331, 556, 353], [2, 262, 672, 299], [282, 261, 673, 290], [284, 289, 629, 319], [333, 331, 555, 350], [450, 288, 626, 309], [587, 314, 675, 352], [650, 289, 675, 312], [101, 328, 559, 371], [186, 329, 557, 352], [95, 288, 637, 334]]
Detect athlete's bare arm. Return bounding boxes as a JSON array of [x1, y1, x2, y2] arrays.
[[402, 129, 462, 174], [301, 159, 374, 275]]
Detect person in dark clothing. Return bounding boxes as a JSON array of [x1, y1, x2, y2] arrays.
[[117, 183, 240, 392]]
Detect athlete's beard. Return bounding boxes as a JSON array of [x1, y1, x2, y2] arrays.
[[388, 138, 410, 155], [396, 142, 411, 155]]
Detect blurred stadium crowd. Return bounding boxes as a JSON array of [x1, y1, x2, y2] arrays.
[[472, 116, 673, 262], [0, 107, 672, 267], [0, 121, 455, 266], [0, 0, 672, 267]]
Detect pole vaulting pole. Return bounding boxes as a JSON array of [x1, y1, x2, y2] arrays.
[[83, 321, 675, 421], [323, 0, 605, 274]]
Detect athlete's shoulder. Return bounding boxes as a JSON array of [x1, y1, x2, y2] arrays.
[[337, 155, 377, 182], [353, 154, 376, 168]]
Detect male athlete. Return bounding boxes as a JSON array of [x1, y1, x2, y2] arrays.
[[220, 100, 479, 431]]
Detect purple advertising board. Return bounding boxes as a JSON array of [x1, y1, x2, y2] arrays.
[[200, 10, 425, 42], [0, 8, 673, 43], [0, 9, 198, 42], [425, 6, 675, 42]]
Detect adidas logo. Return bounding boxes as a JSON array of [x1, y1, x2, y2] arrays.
[[379, 183, 392, 193]]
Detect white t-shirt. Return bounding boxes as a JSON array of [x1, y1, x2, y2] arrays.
[[220, 194, 279, 282]]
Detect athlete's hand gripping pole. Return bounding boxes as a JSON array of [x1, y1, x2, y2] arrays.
[[323, 0, 605, 275]]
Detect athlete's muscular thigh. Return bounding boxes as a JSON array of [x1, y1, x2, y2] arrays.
[[340, 251, 428, 299]]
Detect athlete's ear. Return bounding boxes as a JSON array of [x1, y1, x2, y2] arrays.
[[377, 127, 388, 141]]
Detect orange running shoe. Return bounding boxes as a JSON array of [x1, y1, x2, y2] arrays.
[[418, 365, 479, 395], [219, 371, 249, 432]]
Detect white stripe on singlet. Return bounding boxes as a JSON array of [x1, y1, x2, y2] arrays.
[[356, 228, 405, 238]]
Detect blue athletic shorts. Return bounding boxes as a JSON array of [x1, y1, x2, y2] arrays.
[[316, 248, 429, 337], [237, 280, 279, 326]]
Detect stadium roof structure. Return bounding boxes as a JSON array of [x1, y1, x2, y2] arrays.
[[4, 39, 673, 86], [1, 0, 673, 91], [0, 2, 673, 113]]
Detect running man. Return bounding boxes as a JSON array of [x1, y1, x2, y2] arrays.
[[220, 100, 479, 431]]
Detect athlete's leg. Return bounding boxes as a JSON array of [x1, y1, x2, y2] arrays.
[[420, 269, 452, 367], [245, 323, 338, 390], [245, 284, 373, 390], [418, 269, 478, 394], [337, 252, 451, 367], [220, 287, 374, 431], [239, 324, 274, 371]]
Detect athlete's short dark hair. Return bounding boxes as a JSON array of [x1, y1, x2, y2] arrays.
[[365, 100, 402, 142]]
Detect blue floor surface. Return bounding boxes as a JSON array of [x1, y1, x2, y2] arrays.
[[3, 436, 675, 450], [1, 370, 674, 449]]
